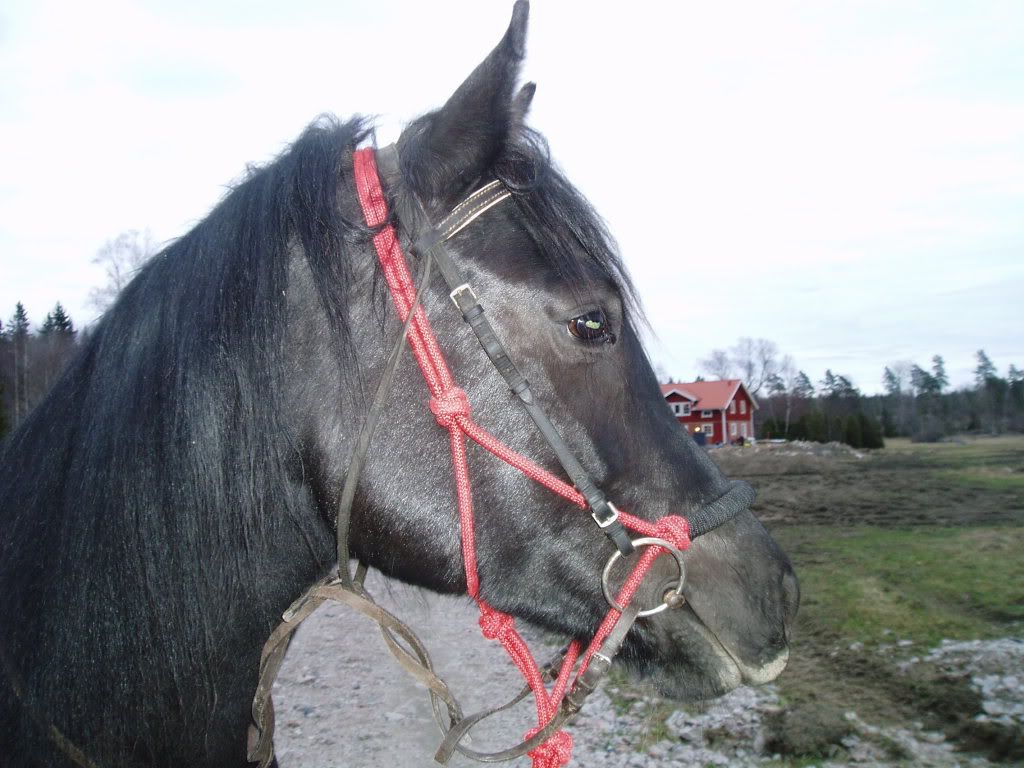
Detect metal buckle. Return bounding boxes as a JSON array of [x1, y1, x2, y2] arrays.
[[449, 283, 477, 308], [601, 537, 686, 618], [591, 501, 620, 529], [590, 650, 613, 667]]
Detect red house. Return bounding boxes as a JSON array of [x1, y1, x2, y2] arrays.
[[661, 379, 758, 445]]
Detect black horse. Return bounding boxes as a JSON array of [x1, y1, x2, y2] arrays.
[[0, 4, 798, 766]]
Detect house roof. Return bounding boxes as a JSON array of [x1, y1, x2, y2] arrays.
[[660, 385, 699, 402], [659, 379, 759, 411]]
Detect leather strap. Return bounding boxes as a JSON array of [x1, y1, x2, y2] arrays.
[[433, 603, 640, 764], [248, 575, 464, 767], [334, 252, 434, 586]]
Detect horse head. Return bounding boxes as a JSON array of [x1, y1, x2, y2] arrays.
[[296, 0, 798, 703]]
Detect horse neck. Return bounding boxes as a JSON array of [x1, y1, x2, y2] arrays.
[[0, 318, 336, 763]]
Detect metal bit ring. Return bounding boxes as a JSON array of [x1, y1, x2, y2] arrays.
[[602, 537, 686, 617]]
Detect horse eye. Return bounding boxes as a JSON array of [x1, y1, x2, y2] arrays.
[[567, 310, 615, 343]]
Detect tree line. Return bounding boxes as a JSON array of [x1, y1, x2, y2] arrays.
[[3, 281, 1020, 449], [1, 301, 79, 435], [877, 350, 1024, 439], [695, 338, 1023, 449], [0, 230, 155, 439]]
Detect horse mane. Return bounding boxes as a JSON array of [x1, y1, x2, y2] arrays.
[[3, 114, 372, 562], [0, 117, 376, 760]]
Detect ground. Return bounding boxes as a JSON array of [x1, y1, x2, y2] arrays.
[[272, 435, 1024, 767]]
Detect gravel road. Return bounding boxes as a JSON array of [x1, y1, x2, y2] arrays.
[[270, 570, 797, 768], [270, 570, 1017, 768]]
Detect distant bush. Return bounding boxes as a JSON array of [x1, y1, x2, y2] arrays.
[[844, 414, 863, 448]]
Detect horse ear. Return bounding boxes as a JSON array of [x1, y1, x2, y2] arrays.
[[398, 1, 530, 203], [511, 82, 537, 130]]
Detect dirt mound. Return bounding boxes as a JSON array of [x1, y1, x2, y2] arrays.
[[711, 441, 866, 480]]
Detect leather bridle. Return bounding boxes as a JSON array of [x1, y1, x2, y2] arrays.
[[247, 145, 755, 767]]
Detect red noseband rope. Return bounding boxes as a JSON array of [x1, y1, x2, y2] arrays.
[[353, 147, 690, 768]]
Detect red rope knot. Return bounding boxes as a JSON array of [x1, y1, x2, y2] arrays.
[[478, 606, 516, 642], [526, 728, 573, 768], [654, 515, 691, 549], [430, 387, 472, 428]]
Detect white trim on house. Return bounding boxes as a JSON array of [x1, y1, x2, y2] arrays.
[[670, 402, 693, 416], [662, 386, 699, 402]]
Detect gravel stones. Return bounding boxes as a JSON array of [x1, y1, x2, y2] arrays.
[[270, 572, 1021, 766]]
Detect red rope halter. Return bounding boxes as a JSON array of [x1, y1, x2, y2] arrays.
[[353, 147, 690, 767]]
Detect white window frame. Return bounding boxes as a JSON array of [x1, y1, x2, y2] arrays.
[[740, 400, 747, 415], [729, 401, 736, 415], [729, 422, 737, 436], [701, 409, 713, 418], [740, 422, 749, 437], [702, 424, 713, 435], [681, 403, 691, 416]]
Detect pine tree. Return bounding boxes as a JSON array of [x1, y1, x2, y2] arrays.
[[820, 369, 837, 397], [931, 355, 948, 393], [974, 349, 997, 387], [793, 371, 814, 399], [36, 302, 77, 396], [911, 364, 938, 396], [6, 302, 30, 427], [0, 318, 7, 439], [882, 367, 901, 396], [52, 303, 74, 335]]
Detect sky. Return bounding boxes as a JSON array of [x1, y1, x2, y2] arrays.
[[1, 1, 1021, 394]]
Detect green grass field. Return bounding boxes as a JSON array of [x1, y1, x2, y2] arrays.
[[776, 524, 1024, 646], [716, 434, 1024, 762]]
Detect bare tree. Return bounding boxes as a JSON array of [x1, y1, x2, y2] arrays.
[[730, 337, 779, 395], [776, 354, 797, 435], [698, 348, 733, 380], [89, 229, 158, 314], [884, 360, 914, 434], [700, 337, 782, 394]]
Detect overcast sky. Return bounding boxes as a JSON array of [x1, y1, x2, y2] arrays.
[[1, 1, 1021, 393]]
